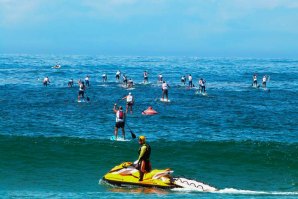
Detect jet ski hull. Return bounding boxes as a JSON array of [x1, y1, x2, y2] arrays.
[[102, 177, 179, 189], [102, 162, 181, 189]]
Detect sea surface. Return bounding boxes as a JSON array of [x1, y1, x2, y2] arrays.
[[0, 55, 297, 198]]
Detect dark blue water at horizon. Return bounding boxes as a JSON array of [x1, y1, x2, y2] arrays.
[[0, 55, 297, 198]]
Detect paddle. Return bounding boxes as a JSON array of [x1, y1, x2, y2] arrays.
[[126, 123, 136, 139], [117, 94, 127, 103]]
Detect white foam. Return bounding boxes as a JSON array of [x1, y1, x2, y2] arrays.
[[218, 188, 298, 195], [172, 178, 298, 195], [173, 186, 298, 195]]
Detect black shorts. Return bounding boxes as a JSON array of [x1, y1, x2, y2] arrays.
[[127, 102, 133, 106], [163, 89, 168, 95], [79, 91, 84, 96], [115, 121, 125, 128], [138, 160, 152, 173]]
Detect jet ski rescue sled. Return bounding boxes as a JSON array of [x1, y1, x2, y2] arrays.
[[102, 162, 181, 189]]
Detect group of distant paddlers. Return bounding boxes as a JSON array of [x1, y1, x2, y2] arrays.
[[44, 66, 270, 103], [43, 69, 208, 102], [43, 66, 271, 140], [252, 74, 270, 88]]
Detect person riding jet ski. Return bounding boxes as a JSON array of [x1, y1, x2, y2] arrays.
[[136, 135, 151, 181], [102, 135, 218, 191]]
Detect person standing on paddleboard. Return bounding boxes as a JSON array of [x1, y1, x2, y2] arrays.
[[122, 74, 128, 87], [143, 71, 148, 83], [136, 136, 151, 181], [113, 104, 126, 140], [43, 76, 50, 86], [188, 74, 193, 88], [78, 81, 86, 101], [116, 70, 121, 81], [162, 81, 169, 101], [158, 74, 163, 82], [252, 74, 258, 87], [128, 78, 134, 88], [102, 73, 107, 82], [85, 75, 90, 87], [181, 75, 186, 85], [199, 78, 206, 93], [68, 79, 74, 87], [122, 92, 134, 114]]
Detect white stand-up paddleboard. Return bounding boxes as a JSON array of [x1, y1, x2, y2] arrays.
[[195, 91, 208, 96], [160, 98, 171, 103], [252, 85, 260, 89], [110, 136, 130, 142], [121, 85, 135, 90], [52, 65, 61, 69], [78, 99, 86, 103]]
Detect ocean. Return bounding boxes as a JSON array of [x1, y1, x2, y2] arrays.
[[0, 55, 297, 198]]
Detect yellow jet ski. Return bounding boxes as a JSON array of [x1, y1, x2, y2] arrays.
[[102, 162, 182, 189]]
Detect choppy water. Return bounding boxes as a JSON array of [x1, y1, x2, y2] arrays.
[[0, 55, 297, 198]]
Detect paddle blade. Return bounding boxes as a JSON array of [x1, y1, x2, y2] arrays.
[[131, 131, 136, 139]]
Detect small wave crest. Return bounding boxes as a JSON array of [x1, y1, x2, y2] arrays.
[[218, 188, 298, 195], [173, 185, 298, 196]]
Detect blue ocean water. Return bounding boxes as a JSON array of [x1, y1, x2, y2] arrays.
[[0, 55, 297, 198]]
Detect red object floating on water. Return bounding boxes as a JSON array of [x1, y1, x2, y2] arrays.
[[142, 106, 158, 115]]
